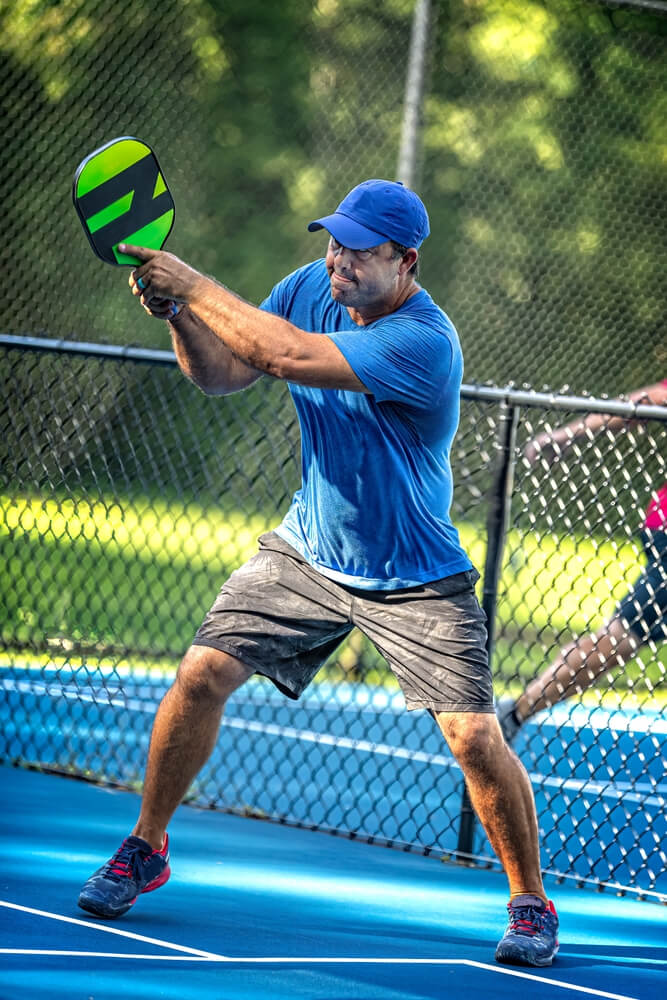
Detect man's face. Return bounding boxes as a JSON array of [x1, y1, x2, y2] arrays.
[[325, 237, 405, 312]]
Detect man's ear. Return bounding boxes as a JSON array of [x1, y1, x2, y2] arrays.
[[399, 248, 418, 274]]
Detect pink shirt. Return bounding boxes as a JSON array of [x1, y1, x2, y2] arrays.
[[643, 378, 667, 530], [645, 485, 667, 530]]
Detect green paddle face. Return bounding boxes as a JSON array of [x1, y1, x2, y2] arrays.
[[73, 136, 175, 266]]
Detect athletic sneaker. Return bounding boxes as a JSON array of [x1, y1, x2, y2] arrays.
[[78, 834, 170, 918], [495, 898, 559, 967], [496, 698, 523, 743]]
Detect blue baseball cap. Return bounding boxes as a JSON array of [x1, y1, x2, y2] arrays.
[[307, 179, 430, 250]]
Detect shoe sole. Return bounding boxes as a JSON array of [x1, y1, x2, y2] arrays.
[[495, 943, 559, 967], [77, 864, 171, 919]]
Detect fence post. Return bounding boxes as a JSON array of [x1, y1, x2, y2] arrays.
[[396, 0, 431, 189], [456, 398, 520, 859]]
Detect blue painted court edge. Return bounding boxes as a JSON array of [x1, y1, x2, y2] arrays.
[[1, 766, 665, 1000]]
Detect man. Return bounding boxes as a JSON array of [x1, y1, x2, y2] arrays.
[[78, 179, 559, 967], [499, 380, 667, 742]]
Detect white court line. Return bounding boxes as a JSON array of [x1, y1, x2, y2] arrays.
[[0, 901, 640, 1000], [0, 951, 224, 959], [0, 954, 640, 999], [462, 961, 638, 1000], [0, 900, 221, 959]]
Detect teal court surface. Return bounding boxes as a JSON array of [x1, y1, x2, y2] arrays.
[[1, 764, 665, 1000]]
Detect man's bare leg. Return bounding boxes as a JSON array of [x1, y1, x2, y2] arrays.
[[435, 711, 545, 897], [78, 645, 254, 918], [133, 645, 254, 849]]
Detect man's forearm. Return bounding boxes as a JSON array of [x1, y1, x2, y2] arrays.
[[123, 244, 363, 391], [187, 275, 305, 379], [169, 305, 261, 395]]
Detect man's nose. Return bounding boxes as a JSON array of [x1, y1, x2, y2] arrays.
[[333, 244, 354, 266]]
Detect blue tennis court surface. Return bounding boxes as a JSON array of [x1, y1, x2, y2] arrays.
[[1, 765, 665, 1000]]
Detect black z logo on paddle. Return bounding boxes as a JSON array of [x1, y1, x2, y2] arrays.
[[73, 139, 175, 265]]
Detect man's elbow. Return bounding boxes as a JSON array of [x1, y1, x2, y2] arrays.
[[186, 366, 262, 396]]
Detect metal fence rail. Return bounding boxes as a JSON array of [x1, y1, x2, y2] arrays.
[[1, 336, 665, 901]]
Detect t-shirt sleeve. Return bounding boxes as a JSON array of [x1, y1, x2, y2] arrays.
[[259, 277, 287, 317], [328, 317, 454, 410]]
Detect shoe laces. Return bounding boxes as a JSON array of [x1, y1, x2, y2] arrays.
[[104, 838, 150, 883], [507, 903, 545, 937]]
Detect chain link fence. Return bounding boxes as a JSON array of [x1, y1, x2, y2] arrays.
[[1, 337, 665, 900], [2, 0, 665, 905], [1, 0, 665, 393]]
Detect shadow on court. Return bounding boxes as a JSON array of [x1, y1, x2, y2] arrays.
[[0, 765, 665, 1000]]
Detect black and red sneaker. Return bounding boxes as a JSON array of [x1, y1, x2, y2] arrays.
[[78, 834, 170, 918], [495, 898, 559, 967]]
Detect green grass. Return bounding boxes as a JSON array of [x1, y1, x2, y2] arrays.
[[1, 493, 275, 654], [1, 493, 664, 703]]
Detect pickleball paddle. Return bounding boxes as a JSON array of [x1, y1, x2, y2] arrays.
[[73, 136, 175, 266]]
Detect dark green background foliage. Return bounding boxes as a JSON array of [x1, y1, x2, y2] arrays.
[[1, 0, 665, 392]]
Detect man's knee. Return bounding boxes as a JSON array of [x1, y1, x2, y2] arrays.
[[435, 710, 503, 767], [175, 644, 254, 702]]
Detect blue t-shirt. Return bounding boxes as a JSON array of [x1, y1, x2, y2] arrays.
[[260, 258, 472, 589]]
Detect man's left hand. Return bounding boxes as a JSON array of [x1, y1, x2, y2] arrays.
[[120, 244, 201, 306], [140, 296, 184, 322]]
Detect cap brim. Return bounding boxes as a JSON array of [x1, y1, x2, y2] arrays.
[[307, 212, 387, 250]]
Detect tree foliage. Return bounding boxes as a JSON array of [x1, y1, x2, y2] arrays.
[[1, 0, 664, 392]]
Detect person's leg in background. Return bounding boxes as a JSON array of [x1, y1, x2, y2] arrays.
[[499, 617, 639, 741], [499, 532, 667, 742]]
